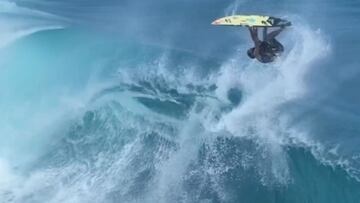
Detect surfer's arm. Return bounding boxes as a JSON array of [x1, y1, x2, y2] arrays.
[[249, 27, 261, 45], [249, 27, 261, 59]]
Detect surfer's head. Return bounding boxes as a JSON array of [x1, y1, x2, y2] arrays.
[[247, 48, 255, 59]]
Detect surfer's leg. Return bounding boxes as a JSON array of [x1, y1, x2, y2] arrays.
[[265, 28, 284, 41], [269, 38, 284, 53]]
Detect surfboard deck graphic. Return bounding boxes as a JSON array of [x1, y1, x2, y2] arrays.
[[212, 15, 291, 27]]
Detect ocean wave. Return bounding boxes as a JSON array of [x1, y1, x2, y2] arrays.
[[1, 2, 360, 202]]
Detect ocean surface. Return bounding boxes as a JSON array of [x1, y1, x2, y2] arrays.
[[1, 0, 360, 202]]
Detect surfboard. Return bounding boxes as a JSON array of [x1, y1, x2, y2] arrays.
[[212, 15, 291, 27]]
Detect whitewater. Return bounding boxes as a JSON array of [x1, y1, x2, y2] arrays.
[[1, 0, 360, 202]]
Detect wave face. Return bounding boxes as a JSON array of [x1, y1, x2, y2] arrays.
[[1, 0, 360, 202]]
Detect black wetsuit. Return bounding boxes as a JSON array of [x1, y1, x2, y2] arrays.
[[258, 38, 284, 63]]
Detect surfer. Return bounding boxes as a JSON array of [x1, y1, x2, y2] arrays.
[[212, 15, 291, 63], [247, 27, 284, 63]]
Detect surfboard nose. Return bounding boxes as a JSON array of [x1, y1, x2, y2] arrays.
[[212, 20, 220, 25]]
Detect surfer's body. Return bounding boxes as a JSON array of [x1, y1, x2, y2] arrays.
[[247, 27, 284, 63], [212, 15, 291, 63]]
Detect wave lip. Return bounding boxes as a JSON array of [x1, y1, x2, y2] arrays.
[[0, 0, 67, 48]]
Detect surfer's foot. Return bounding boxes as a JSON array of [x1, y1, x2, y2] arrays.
[[282, 22, 292, 28]]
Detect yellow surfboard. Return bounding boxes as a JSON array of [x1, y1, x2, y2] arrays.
[[212, 15, 291, 27]]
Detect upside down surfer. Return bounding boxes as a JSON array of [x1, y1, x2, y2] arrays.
[[211, 15, 291, 63], [247, 27, 285, 63]]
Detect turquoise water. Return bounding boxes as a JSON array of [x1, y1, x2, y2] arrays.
[[1, 0, 360, 202]]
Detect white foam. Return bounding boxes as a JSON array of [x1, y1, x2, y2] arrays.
[[207, 22, 331, 184], [217, 24, 330, 132]]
